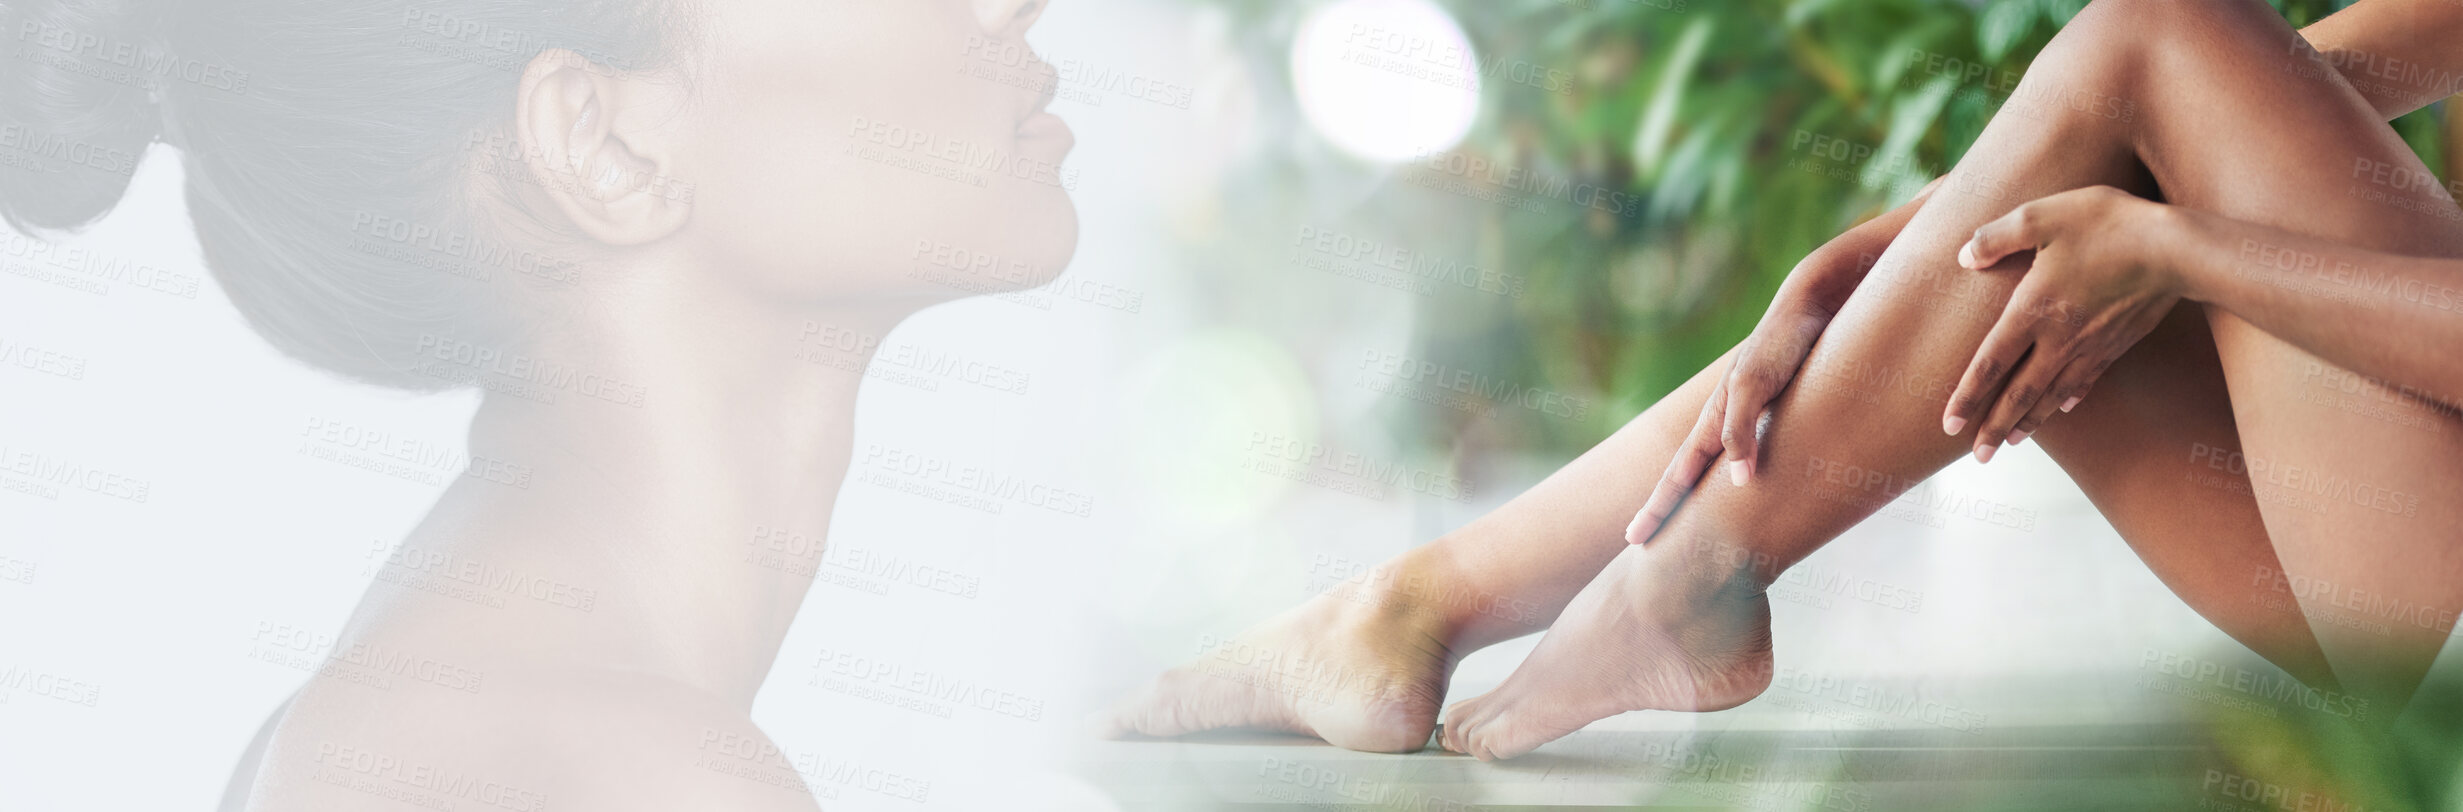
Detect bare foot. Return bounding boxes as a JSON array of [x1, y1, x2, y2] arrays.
[[1099, 577, 1459, 753], [1440, 541, 1773, 761]]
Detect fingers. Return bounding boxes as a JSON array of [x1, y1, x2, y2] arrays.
[[1971, 344, 2067, 461], [1717, 366, 1771, 486], [1943, 308, 2034, 442], [1717, 315, 1825, 486], [1958, 203, 2041, 270], [1961, 186, 2134, 269], [2009, 354, 2108, 443], [1628, 385, 1727, 545], [2061, 380, 2094, 413]]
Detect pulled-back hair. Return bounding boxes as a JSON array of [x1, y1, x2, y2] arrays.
[[0, 0, 691, 388]]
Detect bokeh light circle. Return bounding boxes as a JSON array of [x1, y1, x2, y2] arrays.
[[1289, 0, 1482, 163]]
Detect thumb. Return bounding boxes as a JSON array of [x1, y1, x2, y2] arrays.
[[1959, 203, 2050, 270]]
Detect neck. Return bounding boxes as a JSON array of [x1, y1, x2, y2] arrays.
[[427, 271, 934, 707]]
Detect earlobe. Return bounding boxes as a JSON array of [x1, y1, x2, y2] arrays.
[[512, 48, 690, 247]]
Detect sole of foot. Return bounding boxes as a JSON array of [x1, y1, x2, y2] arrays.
[[1099, 583, 1459, 753]]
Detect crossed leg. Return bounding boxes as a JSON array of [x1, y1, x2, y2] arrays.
[[1438, 0, 2463, 759]]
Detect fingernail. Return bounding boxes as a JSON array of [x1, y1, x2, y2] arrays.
[[2061, 396, 2081, 413], [1943, 415, 1966, 435], [1624, 512, 1648, 544], [1957, 243, 1977, 268], [1974, 444, 1996, 464], [2008, 430, 2030, 446], [1728, 459, 1750, 486]]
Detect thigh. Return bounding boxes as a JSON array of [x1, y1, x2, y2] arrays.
[[2068, 0, 2463, 706], [2033, 303, 2335, 684]]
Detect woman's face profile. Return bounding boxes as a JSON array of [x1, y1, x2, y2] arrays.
[[670, 0, 1078, 304]]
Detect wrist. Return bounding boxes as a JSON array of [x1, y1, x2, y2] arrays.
[[2135, 200, 2204, 300]]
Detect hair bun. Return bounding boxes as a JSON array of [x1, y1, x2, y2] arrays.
[[0, 0, 166, 234]]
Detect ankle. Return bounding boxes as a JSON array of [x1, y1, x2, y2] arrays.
[[1647, 532, 1787, 608], [1316, 548, 1486, 649]]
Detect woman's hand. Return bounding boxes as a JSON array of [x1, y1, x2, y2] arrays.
[[1944, 185, 2188, 461], [1625, 188, 1930, 545]]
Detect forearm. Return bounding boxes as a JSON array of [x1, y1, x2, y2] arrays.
[[2169, 208, 2463, 410], [2298, 0, 2463, 121]]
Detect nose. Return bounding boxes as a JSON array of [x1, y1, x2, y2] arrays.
[[974, 0, 1048, 38]]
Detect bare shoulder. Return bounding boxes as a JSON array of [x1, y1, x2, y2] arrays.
[[237, 665, 822, 812]]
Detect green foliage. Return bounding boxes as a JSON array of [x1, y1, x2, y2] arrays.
[[1187, 0, 2426, 460]]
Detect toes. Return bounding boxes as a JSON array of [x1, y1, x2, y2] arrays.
[[1438, 695, 1490, 755], [1445, 692, 1557, 761], [1100, 667, 1270, 740], [1472, 710, 1539, 761]]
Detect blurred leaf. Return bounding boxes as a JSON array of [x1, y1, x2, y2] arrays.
[[1634, 16, 1716, 177], [1977, 0, 2038, 63]]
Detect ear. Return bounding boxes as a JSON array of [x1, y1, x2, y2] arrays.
[[513, 49, 690, 246]]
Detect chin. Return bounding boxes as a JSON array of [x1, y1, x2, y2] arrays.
[[896, 197, 1079, 299]]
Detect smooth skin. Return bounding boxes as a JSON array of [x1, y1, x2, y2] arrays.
[[226, 1, 1076, 809], [1108, 0, 2463, 759]]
